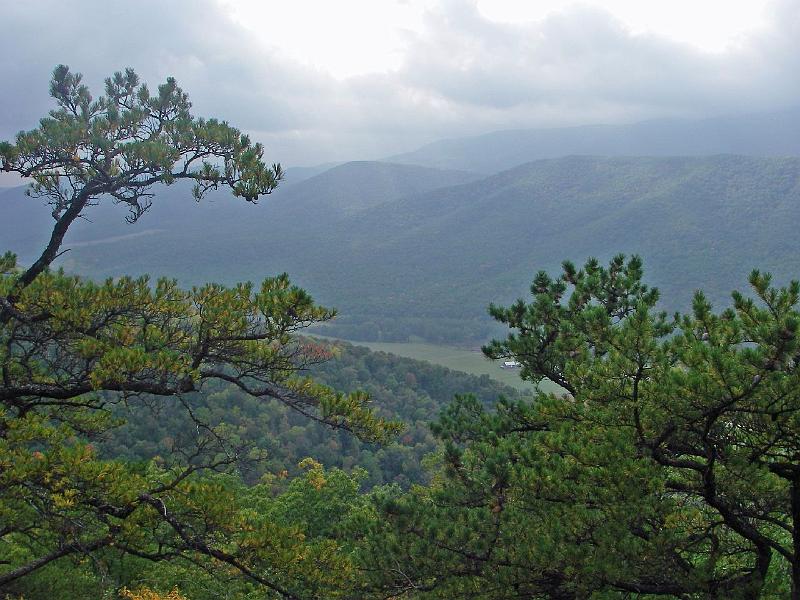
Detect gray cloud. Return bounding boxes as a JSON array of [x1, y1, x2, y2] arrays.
[[0, 1, 329, 149], [397, 1, 800, 120], [1, 0, 799, 169]]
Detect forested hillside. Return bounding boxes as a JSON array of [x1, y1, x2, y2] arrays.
[[0, 160, 479, 265], [4, 155, 800, 344], [102, 338, 529, 489]]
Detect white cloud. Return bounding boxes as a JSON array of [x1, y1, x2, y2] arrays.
[[475, 0, 774, 53]]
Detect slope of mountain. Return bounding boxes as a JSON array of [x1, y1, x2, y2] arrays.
[[102, 337, 531, 488], [270, 160, 482, 213], [1, 160, 480, 265], [352, 153, 800, 303], [4, 155, 800, 345], [387, 107, 800, 173], [282, 162, 343, 185]]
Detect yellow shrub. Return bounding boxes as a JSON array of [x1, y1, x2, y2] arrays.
[[119, 587, 188, 600]]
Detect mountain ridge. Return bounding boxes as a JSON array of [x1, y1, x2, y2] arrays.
[[386, 107, 800, 173], [4, 155, 800, 344]]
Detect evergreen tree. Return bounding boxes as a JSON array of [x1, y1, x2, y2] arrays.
[[0, 65, 398, 596], [362, 255, 798, 599]]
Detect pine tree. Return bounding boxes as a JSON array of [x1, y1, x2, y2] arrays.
[[361, 255, 798, 599], [0, 65, 398, 596]]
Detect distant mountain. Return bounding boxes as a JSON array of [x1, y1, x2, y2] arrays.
[[344, 154, 800, 314], [4, 155, 800, 345], [0, 159, 486, 300], [387, 107, 800, 173], [282, 162, 343, 186], [1, 160, 480, 264], [270, 160, 481, 213]]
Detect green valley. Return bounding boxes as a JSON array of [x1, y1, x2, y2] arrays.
[[311, 336, 558, 393]]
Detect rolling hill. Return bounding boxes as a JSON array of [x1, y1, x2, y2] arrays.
[[3, 155, 800, 345]]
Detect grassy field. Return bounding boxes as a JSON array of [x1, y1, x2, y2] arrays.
[[312, 336, 561, 394]]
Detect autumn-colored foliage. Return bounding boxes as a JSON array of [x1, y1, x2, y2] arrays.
[[120, 587, 188, 600]]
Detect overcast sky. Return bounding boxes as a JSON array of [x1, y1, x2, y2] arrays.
[[1, 0, 798, 170]]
